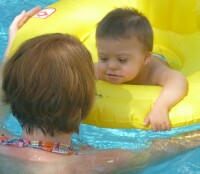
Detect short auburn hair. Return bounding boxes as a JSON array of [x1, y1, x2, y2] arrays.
[[2, 33, 95, 136], [96, 7, 153, 52]]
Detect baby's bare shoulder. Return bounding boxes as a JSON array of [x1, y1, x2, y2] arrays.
[[147, 59, 171, 85]]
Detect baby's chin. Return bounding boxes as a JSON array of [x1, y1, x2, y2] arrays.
[[106, 79, 124, 85], [103, 74, 127, 84]]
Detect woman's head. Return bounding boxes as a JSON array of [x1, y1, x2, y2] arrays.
[[2, 33, 95, 136]]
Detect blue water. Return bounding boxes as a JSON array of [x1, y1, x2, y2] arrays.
[[0, 1, 200, 173]]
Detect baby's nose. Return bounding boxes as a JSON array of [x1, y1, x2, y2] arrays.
[[108, 61, 118, 70]]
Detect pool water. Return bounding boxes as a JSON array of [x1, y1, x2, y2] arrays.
[[0, 1, 200, 173]]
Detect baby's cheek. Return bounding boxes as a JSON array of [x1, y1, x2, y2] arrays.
[[99, 63, 106, 72], [97, 65, 106, 77], [123, 67, 135, 75], [125, 69, 138, 79]]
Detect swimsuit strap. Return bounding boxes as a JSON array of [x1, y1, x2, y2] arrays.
[[0, 135, 74, 155], [152, 53, 167, 62], [0, 135, 29, 147], [29, 140, 74, 155]]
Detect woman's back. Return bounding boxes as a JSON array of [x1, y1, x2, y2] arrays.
[[0, 144, 133, 174], [0, 145, 95, 174]]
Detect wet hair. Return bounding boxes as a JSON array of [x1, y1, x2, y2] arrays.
[[2, 33, 95, 136], [96, 7, 153, 52]]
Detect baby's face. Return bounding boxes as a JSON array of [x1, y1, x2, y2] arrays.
[[96, 37, 147, 84]]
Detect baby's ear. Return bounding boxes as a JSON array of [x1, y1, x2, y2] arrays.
[[144, 52, 152, 64]]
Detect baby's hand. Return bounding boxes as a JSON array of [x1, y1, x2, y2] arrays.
[[144, 106, 171, 131]]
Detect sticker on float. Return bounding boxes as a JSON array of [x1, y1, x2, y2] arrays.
[[33, 8, 56, 19]]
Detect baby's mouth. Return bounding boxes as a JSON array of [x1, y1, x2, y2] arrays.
[[107, 73, 122, 77], [109, 73, 116, 76]]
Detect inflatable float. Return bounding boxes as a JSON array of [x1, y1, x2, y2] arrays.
[[9, 0, 200, 129]]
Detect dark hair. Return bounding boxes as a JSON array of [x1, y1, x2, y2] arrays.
[[96, 7, 153, 52], [2, 33, 95, 136]]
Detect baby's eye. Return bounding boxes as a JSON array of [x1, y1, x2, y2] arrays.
[[100, 57, 108, 62], [118, 58, 127, 63]]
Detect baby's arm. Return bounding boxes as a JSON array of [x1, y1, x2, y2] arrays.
[[144, 64, 188, 131]]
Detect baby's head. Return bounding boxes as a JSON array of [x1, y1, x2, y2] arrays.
[[96, 7, 153, 52], [95, 8, 153, 84], [2, 33, 95, 136]]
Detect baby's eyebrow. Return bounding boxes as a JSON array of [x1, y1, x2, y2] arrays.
[[98, 52, 106, 54], [117, 53, 130, 57], [98, 54, 108, 57]]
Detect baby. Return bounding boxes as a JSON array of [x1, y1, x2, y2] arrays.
[[95, 8, 188, 131]]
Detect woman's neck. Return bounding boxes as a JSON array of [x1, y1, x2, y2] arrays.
[[21, 128, 72, 145]]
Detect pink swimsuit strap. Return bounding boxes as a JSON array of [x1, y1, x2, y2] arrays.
[[0, 134, 75, 155]]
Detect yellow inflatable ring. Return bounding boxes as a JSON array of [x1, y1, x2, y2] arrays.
[[9, 0, 200, 129]]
